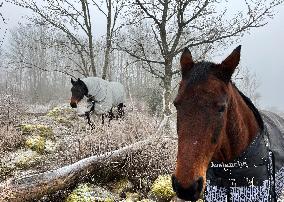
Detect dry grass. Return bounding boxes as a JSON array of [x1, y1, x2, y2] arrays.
[[0, 99, 179, 200], [0, 125, 26, 181], [40, 105, 177, 182], [0, 93, 26, 156], [0, 125, 24, 155]]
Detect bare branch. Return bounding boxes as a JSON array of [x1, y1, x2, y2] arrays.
[[135, 0, 161, 26], [90, 0, 107, 16], [115, 44, 164, 65]]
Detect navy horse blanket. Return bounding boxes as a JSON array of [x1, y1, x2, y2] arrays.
[[205, 111, 284, 201]]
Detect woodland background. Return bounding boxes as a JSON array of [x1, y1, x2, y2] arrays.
[[0, 0, 283, 201]]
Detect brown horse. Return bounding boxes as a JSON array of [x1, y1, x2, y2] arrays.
[[172, 46, 284, 201]]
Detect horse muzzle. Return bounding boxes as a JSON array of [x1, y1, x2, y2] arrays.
[[172, 175, 204, 202], [70, 102, 77, 108]]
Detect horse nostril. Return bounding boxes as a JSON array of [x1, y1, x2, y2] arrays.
[[70, 103, 77, 108], [196, 176, 204, 194], [171, 175, 204, 201], [171, 175, 178, 192]]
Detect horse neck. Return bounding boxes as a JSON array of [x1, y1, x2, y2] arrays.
[[214, 83, 260, 162]]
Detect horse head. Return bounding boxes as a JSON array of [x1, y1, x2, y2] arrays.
[[70, 78, 88, 108], [172, 46, 259, 201]]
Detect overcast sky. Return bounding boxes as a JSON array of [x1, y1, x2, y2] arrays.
[[1, 1, 284, 111], [238, 4, 284, 111]]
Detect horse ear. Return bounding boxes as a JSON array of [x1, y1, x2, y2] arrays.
[[78, 78, 84, 84], [71, 78, 75, 85], [180, 47, 194, 77], [220, 45, 241, 80]]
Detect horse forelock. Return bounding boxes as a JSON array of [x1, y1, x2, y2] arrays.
[[184, 61, 214, 87]]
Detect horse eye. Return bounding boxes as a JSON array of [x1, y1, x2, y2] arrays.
[[218, 105, 226, 113]]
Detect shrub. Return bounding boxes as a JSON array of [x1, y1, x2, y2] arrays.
[[150, 175, 175, 201]]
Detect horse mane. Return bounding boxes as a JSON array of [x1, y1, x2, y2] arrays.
[[232, 83, 264, 131]]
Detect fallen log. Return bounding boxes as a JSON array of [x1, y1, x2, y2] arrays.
[[0, 116, 170, 202]]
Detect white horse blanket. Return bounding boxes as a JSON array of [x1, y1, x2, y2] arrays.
[[77, 77, 125, 115]]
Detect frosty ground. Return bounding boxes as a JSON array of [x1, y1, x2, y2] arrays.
[[0, 99, 195, 201]]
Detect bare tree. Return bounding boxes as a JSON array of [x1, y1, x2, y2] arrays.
[[0, 2, 7, 48], [7, 0, 97, 76], [92, 0, 125, 80], [80, 0, 96, 76], [118, 0, 283, 116], [0, 2, 5, 25], [4, 24, 71, 103], [0, 2, 4, 20]]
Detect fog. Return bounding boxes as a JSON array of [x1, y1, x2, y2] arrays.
[[1, 1, 284, 111]]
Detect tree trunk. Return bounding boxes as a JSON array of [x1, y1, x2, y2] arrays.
[[88, 35, 96, 77], [162, 59, 173, 116], [102, 31, 112, 80], [0, 117, 170, 202], [0, 140, 148, 201], [102, 0, 112, 80], [81, 0, 96, 76]]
